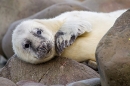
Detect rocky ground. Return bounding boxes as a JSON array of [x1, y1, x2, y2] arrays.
[[0, 55, 100, 86]]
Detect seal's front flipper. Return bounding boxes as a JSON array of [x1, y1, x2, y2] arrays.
[[55, 19, 92, 55]]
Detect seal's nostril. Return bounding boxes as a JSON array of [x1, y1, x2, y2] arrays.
[[38, 46, 46, 51]]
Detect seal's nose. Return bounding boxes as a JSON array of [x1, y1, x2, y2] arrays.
[[38, 41, 53, 52], [39, 42, 47, 51], [36, 41, 53, 59]]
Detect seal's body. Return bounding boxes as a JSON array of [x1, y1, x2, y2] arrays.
[[12, 10, 126, 64]]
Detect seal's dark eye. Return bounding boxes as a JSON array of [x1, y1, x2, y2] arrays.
[[25, 44, 30, 48], [37, 30, 41, 35]]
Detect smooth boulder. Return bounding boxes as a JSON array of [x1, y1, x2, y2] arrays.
[[0, 55, 99, 85], [96, 9, 130, 86]]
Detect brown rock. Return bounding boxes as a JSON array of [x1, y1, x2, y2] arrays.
[[96, 9, 130, 86], [0, 77, 16, 86], [17, 80, 45, 86], [0, 55, 99, 85], [2, 2, 89, 58]]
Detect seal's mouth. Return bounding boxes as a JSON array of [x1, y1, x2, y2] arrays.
[[35, 42, 53, 59]]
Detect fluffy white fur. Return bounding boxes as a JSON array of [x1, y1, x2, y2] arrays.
[[12, 9, 126, 64]]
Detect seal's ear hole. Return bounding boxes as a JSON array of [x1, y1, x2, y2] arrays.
[[25, 44, 30, 48]]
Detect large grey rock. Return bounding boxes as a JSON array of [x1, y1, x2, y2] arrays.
[[2, 2, 89, 58], [0, 55, 99, 85], [96, 9, 130, 86], [0, 77, 16, 86]]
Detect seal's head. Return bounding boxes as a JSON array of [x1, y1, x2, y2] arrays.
[[12, 20, 55, 64]]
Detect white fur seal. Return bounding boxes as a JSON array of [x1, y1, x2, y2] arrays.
[[12, 9, 126, 64]]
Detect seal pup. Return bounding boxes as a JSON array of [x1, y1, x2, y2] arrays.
[[12, 9, 126, 64]]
